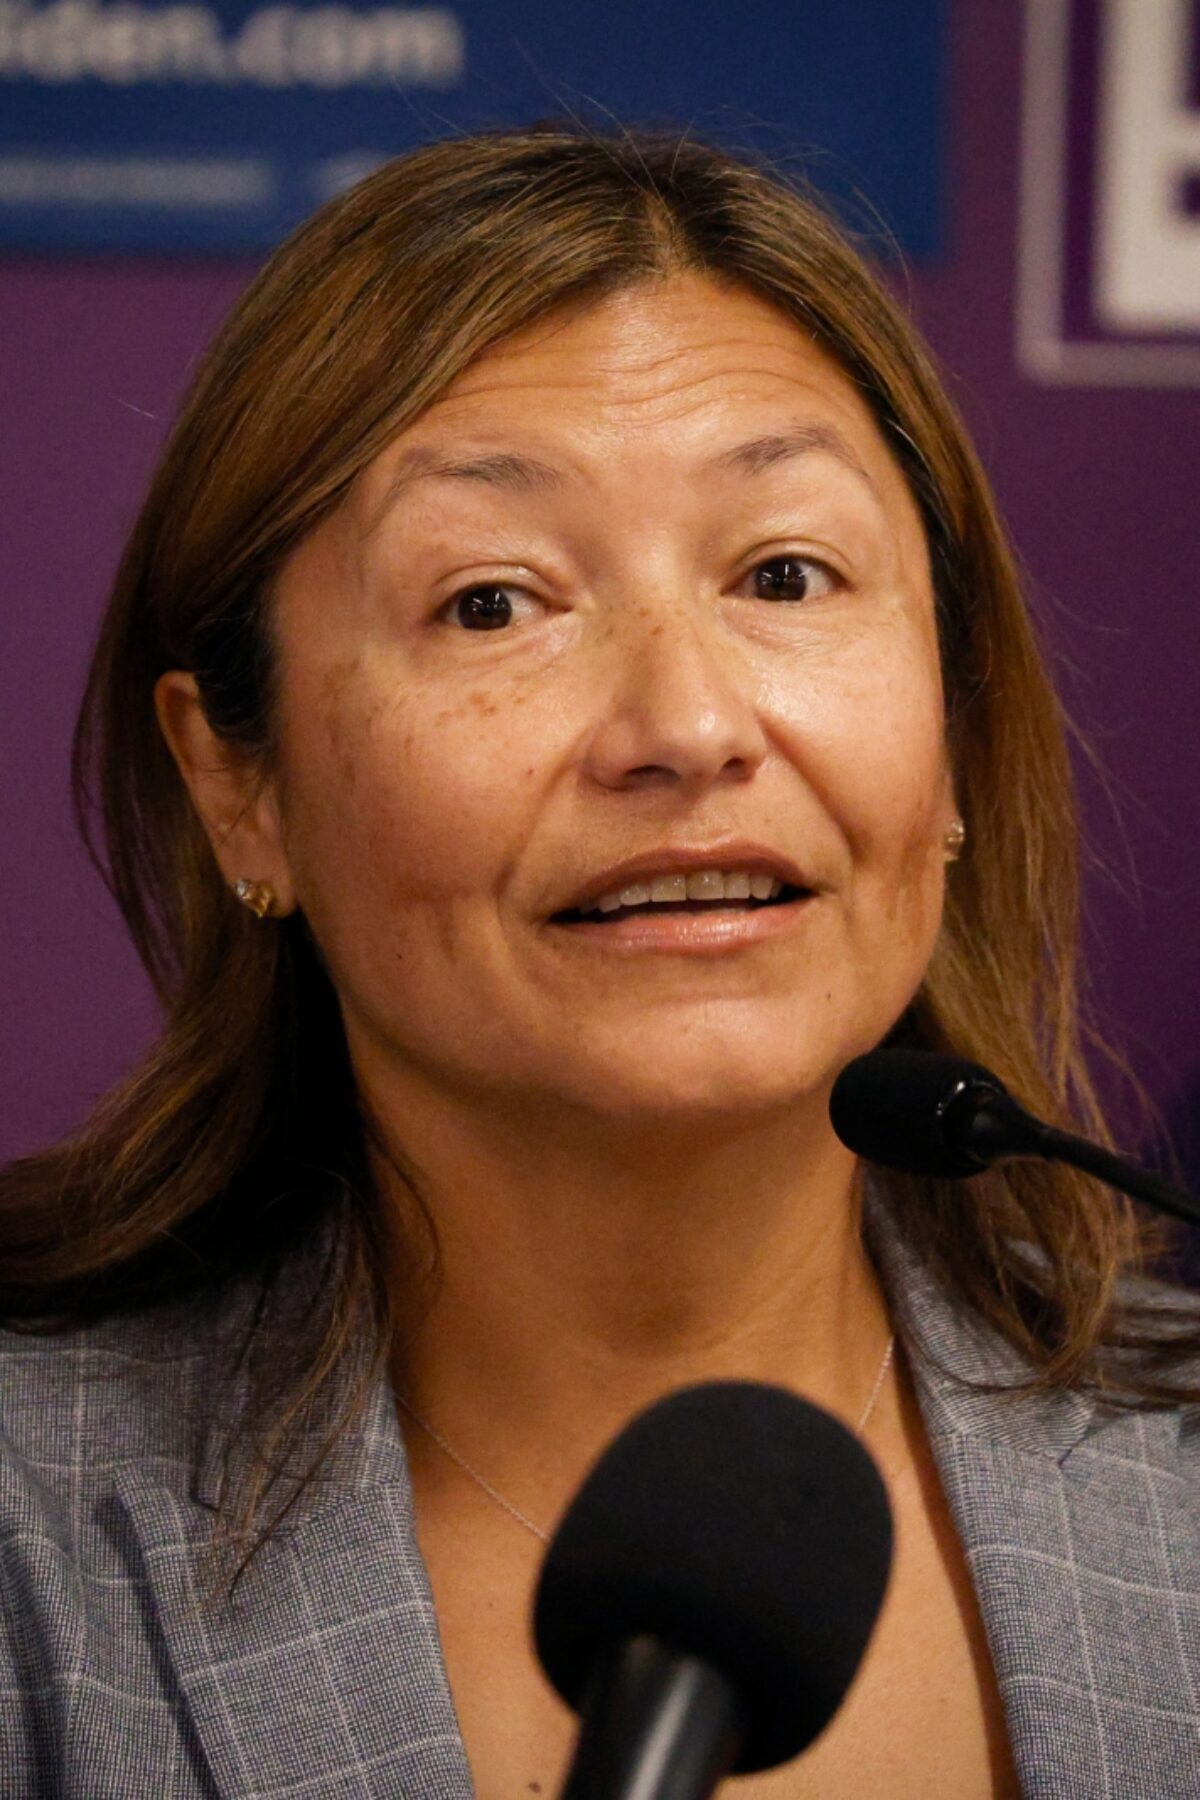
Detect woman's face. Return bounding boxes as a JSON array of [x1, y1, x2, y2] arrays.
[[261, 273, 956, 1122]]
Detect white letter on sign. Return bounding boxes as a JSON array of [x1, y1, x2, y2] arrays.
[[1097, 0, 1200, 330]]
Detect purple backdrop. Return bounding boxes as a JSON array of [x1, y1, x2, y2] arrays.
[[3, 1, 1198, 1169]]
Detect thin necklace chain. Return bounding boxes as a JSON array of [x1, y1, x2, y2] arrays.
[[398, 1332, 897, 1547]]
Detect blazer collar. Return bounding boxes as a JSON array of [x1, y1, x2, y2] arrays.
[[865, 1188, 1198, 1800], [114, 1360, 477, 1799], [863, 1186, 1100, 1461]]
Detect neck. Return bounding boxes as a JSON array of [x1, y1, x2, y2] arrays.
[[363, 1065, 893, 1520]]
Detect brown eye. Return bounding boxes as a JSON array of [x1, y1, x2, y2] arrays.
[[751, 556, 832, 601], [449, 585, 514, 630]]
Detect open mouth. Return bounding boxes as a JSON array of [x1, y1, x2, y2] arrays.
[[550, 885, 810, 925]]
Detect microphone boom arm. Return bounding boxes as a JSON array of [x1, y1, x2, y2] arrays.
[[951, 1084, 1200, 1228]]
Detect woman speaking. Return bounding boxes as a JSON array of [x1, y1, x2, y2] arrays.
[[1, 127, 1196, 1797]]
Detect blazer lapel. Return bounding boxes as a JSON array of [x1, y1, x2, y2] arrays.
[[870, 1198, 1200, 1799], [923, 1420, 1117, 1799], [113, 1372, 476, 1799]]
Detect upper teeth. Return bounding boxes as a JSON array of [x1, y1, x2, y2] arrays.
[[587, 870, 785, 914]]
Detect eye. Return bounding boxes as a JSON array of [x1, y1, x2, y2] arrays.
[[747, 555, 837, 602], [441, 583, 536, 632]]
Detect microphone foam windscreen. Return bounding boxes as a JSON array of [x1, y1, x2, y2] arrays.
[[533, 1381, 892, 1773], [829, 1048, 1005, 1177]]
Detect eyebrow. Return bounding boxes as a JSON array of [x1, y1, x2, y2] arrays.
[[364, 419, 876, 535], [709, 422, 877, 492], [364, 447, 560, 535]]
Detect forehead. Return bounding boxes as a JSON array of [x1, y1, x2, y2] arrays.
[[441, 275, 847, 406], [354, 273, 921, 526]]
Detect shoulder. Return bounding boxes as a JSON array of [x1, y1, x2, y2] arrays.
[[0, 1279, 271, 1792], [1087, 1263, 1200, 1477], [0, 1281, 250, 1509], [0, 1208, 359, 1538], [870, 1195, 1200, 1479], [0, 1270, 273, 1603], [0, 1284, 254, 1655]]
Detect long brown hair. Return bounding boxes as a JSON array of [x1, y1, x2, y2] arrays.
[[3, 125, 1194, 1583]]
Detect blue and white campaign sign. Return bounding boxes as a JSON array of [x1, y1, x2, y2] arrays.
[[0, 0, 945, 255]]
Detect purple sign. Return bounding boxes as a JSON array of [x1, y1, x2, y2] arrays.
[[1018, 0, 1200, 384]]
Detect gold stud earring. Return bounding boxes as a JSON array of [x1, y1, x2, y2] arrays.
[[233, 879, 276, 919], [943, 818, 966, 864]]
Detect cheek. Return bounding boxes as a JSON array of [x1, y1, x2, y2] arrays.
[[788, 622, 949, 806], [854, 723, 948, 870], [845, 711, 950, 949], [283, 669, 544, 918], [782, 640, 949, 905]]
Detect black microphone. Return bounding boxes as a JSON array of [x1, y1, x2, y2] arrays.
[[534, 1381, 892, 1800], [830, 1048, 1200, 1227]]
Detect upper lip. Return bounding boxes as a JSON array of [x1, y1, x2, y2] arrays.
[[550, 841, 815, 917]]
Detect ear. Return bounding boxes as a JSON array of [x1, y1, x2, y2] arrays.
[[154, 671, 298, 915]]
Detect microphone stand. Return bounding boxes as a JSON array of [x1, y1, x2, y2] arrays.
[[559, 1635, 743, 1800]]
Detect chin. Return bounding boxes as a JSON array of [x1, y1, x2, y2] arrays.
[[554, 1047, 842, 1125]]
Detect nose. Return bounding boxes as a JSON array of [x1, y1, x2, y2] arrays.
[[582, 599, 769, 794]]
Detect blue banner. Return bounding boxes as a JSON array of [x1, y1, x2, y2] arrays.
[[0, 0, 944, 255]]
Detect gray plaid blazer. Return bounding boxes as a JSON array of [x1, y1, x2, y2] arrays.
[[2, 1196, 1199, 1798]]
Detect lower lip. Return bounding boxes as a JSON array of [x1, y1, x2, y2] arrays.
[[547, 895, 816, 955]]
